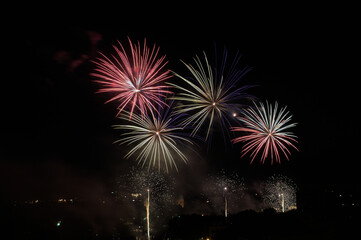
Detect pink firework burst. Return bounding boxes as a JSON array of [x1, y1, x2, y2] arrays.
[[91, 38, 172, 118], [231, 101, 298, 164]]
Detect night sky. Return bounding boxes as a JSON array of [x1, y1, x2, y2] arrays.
[[1, 5, 359, 201]]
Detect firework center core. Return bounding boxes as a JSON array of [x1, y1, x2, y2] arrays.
[[212, 102, 216, 106]]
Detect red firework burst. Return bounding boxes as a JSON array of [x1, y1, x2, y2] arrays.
[[92, 38, 172, 118], [231, 101, 298, 164]]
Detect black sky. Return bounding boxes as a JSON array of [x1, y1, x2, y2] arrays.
[[1, 4, 359, 200]]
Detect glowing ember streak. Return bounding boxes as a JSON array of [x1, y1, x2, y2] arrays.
[[224, 187, 228, 217], [146, 189, 150, 240], [92, 38, 172, 119], [231, 101, 298, 164]]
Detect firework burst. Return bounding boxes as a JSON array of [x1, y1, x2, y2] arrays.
[[113, 102, 193, 172], [231, 101, 298, 164], [169, 49, 252, 141], [92, 38, 172, 118]]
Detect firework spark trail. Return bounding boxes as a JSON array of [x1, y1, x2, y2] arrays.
[[263, 175, 297, 212], [169, 49, 252, 142], [231, 101, 298, 164], [92, 38, 172, 119], [116, 168, 176, 236], [120, 167, 176, 206], [113, 101, 193, 172], [202, 170, 246, 215], [146, 189, 150, 240]]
